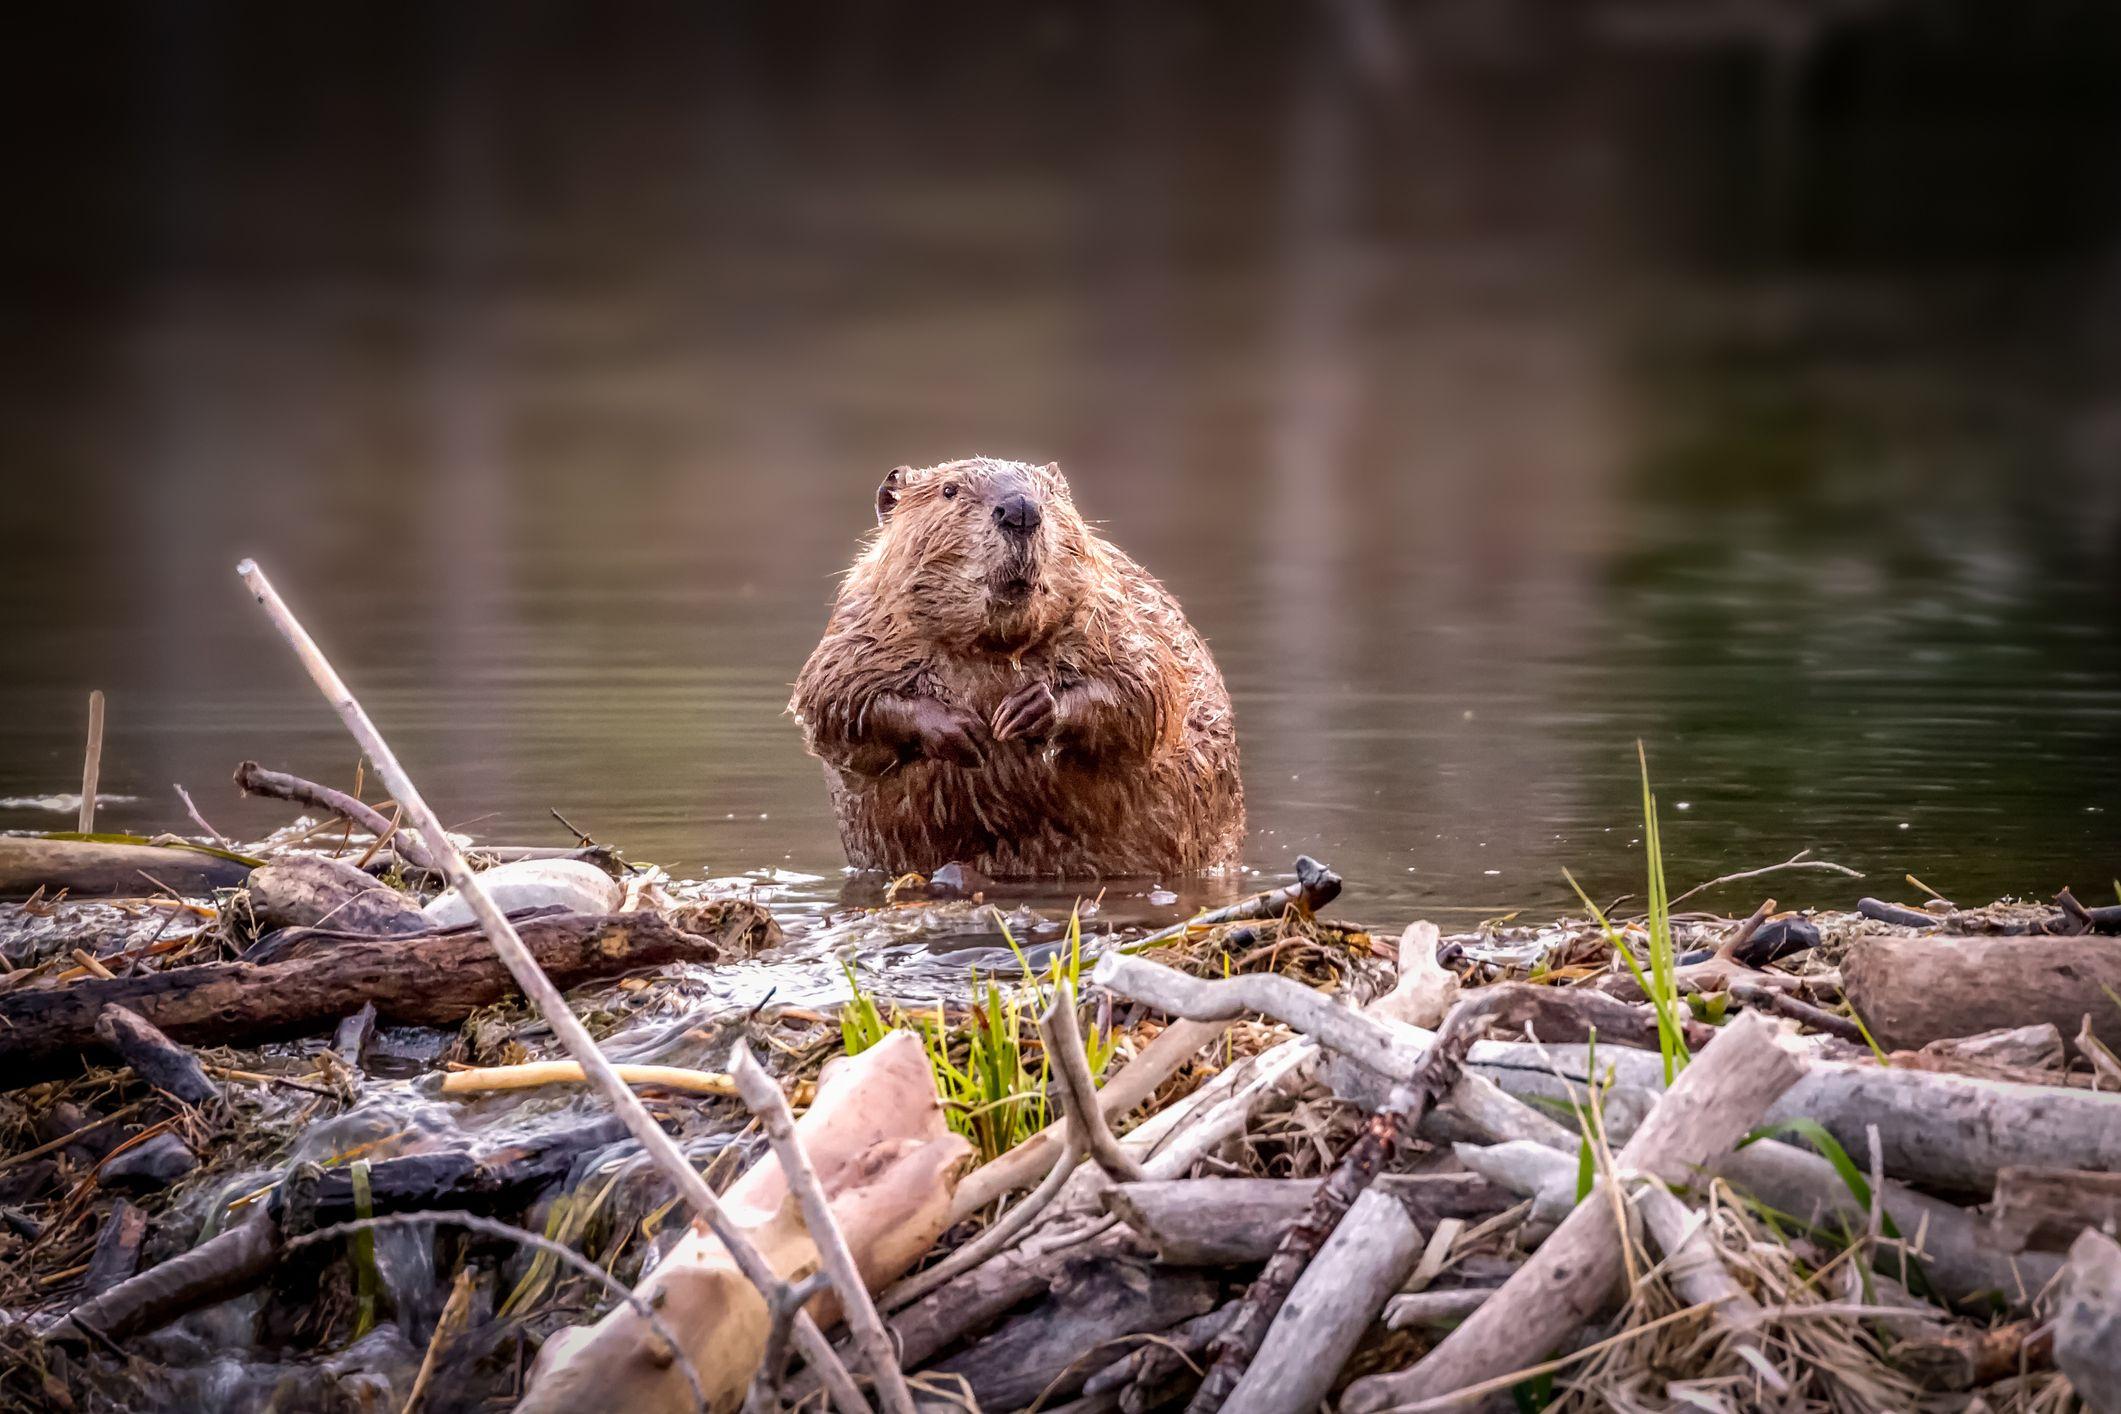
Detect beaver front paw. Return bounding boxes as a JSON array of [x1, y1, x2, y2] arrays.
[[908, 699, 990, 768], [991, 679, 1058, 744]]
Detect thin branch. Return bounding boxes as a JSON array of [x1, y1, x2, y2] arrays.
[[730, 1041, 916, 1414], [80, 690, 105, 835], [1668, 850, 1861, 911], [1039, 980, 1145, 1183], [882, 1133, 1084, 1313], [173, 784, 234, 852], [236, 560, 860, 1414]]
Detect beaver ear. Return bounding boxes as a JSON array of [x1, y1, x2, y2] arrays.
[[876, 467, 909, 525]]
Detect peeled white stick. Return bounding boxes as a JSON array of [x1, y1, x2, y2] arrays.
[[235, 560, 862, 1414], [730, 1043, 916, 1414]]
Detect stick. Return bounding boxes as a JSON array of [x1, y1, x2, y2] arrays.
[[235, 559, 855, 1414], [173, 784, 234, 852], [1123, 855, 1341, 953], [1217, 1187, 1423, 1414], [1729, 981, 1866, 1044], [883, 1133, 1084, 1312], [730, 1042, 916, 1414], [1666, 849, 1860, 910], [1039, 980, 1145, 1183], [403, 1265, 477, 1414], [1341, 1012, 1804, 1412], [79, 690, 105, 834], [232, 758, 440, 872], [439, 1061, 757, 1101]]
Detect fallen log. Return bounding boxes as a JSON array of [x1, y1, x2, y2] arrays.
[[0, 905, 768, 1083], [1844, 933, 2121, 1056], [0, 836, 256, 900], [522, 1032, 973, 1414], [1341, 1012, 1804, 1412], [927, 1252, 1222, 1411]]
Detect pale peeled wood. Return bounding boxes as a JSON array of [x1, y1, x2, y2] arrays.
[[522, 1032, 971, 1414], [1342, 1012, 1804, 1413], [1845, 933, 2121, 1055]]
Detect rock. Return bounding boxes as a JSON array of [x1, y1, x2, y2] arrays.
[[2057, 1229, 2121, 1413], [1733, 916, 1821, 969], [97, 1134, 198, 1193], [247, 855, 426, 937], [422, 858, 620, 930]]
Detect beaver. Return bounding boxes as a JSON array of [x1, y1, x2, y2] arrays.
[[790, 457, 1244, 879]]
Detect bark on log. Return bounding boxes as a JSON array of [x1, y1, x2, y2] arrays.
[[1103, 1175, 1511, 1267], [0, 837, 255, 900], [884, 1228, 1144, 1377], [57, 1210, 285, 1344], [1844, 934, 2121, 1056], [0, 907, 765, 1083], [1988, 1166, 2121, 1253], [1218, 1187, 1422, 1414], [245, 854, 427, 936], [522, 1032, 972, 1414], [927, 1254, 1221, 1411], [1342, 1013, 1804, 1412], [2056, 1229, 2121, 1414]]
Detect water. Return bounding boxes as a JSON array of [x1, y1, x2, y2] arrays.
[[3, 4, 2118, 931]]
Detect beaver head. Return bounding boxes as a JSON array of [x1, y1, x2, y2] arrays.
[[860, 457, 1099, 653]]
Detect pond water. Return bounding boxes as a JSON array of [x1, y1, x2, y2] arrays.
[[3, 5, 2118, 932]]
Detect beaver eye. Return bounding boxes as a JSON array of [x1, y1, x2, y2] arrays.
[[941, 483, 959, 500]]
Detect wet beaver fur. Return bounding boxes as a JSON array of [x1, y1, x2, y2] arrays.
[[791, 458, 1244, 879]]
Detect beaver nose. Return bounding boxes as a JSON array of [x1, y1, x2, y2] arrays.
[[993, 494, 1042, 535]]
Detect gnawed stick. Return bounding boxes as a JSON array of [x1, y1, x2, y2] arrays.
[[1185, 995, 1515, 1414], [1342, 1012, 1804, 1412], [730, 1042, 916, 1414], [883, 1132, 1083, 1312], [1123, 854, 1341, 953], [438, 1060, 811, 1103], [1040, 979, 1144, 1183], [236, 560, 857, 1414]]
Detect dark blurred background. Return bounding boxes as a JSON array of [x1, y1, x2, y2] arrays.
[[2, 1, 2117, 918]]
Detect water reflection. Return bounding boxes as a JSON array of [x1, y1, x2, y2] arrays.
[[1, 3, 2116, 926]]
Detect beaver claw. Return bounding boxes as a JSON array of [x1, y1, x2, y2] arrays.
[[991, 680, 1059, 744], [909, 700, 990, 768]]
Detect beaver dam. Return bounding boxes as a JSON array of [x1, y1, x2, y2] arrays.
[[0, 566, 2110, 1414], [5, 721, 2121, 1414]]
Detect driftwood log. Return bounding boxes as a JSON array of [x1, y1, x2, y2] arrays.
[[1844, 933, 2121, 1055], [928, 1253, 1222, 1411], [1103, 1175, 1509, 1267], [0, 836, 255, 900], [1342, 1013, 1804, 1412], [0, 906, 769, 1082]]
